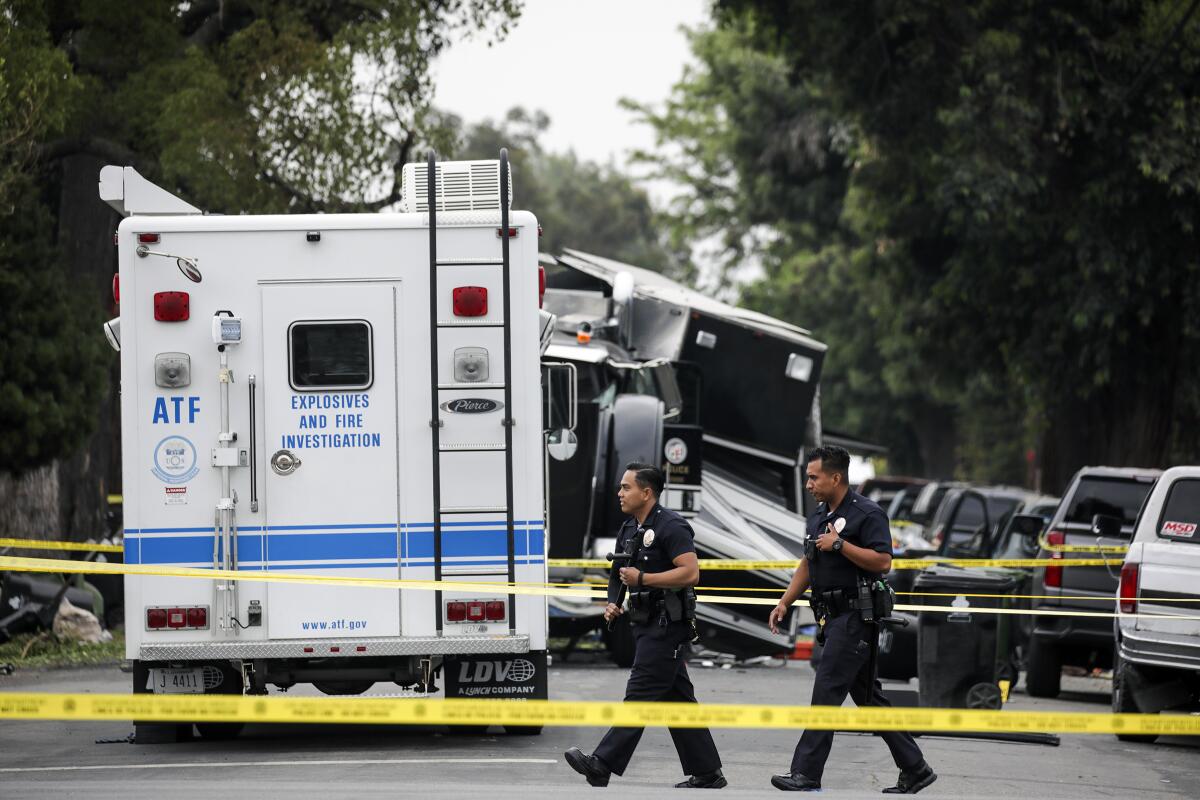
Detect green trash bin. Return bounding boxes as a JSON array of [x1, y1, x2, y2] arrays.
[[915, 564, 1022, 709]]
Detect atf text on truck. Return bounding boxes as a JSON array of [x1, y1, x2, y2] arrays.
[[100, 153, 559, 741]]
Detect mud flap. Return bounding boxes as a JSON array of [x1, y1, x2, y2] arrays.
[[443, 650, 548, 700]]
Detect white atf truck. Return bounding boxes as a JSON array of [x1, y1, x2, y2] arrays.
[[99, 152, 564, 742]]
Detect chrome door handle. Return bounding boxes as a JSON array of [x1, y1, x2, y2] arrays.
[[270, 449, 301, 475]]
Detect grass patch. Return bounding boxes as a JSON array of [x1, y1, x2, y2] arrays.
[[0, 630, 125, 670]]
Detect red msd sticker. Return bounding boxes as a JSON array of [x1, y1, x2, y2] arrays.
[[1160, 520, 1197, 537]]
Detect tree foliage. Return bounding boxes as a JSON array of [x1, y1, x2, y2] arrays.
[[634, 1, 1200, 487]]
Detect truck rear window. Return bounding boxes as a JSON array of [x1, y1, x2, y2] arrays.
[[1158, 479, 1200, 543], [1062, 477, 1153, 528], [289, 320, 373, 390]]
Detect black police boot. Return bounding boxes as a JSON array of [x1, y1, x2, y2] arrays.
[[564, 747, 611, 787], [882, 761, 937, 794], [770, 772, 821, 791], [675, 769, 727, 788]]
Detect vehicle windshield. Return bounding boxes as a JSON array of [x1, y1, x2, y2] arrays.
[[1063, 478, 1154, 528]]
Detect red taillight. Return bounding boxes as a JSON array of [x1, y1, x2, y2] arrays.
[[138, 233, 160, 244], [1119, 562, 1139, 614], [485, 600, 506, 621], [452, 286, 488, 317], [496, 227, 518, 238], [538, 266, 546, 308], [112, 274, 120, 305], [186, 607, 207, 628], [166, 607, 186, 629], [446, 601, 467, 622], [1044, 530, 1065, 588], [466, 601, 485, 622], [146, 608, 167, 629], [154, 291, 190, 321]]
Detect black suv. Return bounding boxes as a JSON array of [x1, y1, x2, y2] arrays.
[[1026, 466, 1161, 697]]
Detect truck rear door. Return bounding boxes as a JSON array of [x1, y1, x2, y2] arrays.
[[1054, 476, 1155, 596], [259, 280, 403, 639], [1136, 476, 1200, 638]]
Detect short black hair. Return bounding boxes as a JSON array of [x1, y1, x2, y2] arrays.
[[806, 445, 851, 481], [624, 462, 665, 496]]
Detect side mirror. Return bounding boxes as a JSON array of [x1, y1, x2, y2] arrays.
[[1009, 514, 1047, 541], [1092, 513, 1123, 539], [547, 428, 578, 461]]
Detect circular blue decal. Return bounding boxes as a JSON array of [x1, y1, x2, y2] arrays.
[[152, 435, 199, 484]]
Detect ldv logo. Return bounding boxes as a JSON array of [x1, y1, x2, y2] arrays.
[[457, 658, 535, 683]]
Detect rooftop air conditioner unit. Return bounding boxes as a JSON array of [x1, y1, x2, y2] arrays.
[[399, 159, 512, 213]]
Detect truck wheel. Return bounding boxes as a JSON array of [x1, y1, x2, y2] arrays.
[[313, 680, 374, 695], [448, 725, 491, 735], [503, 726, 543, 736], [195, 722, 245, 740], [1024, 637, 1062, 698], [1112, 649, 1158, 744], [604, 616, 636, 668]]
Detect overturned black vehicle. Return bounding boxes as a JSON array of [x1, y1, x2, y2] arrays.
[[539, 249, 827, 664]]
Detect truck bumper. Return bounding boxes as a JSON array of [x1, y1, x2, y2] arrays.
[[1031, 607, 1113, 649], [139, 634, 530, 661], [1120, 629, 1200, 672]]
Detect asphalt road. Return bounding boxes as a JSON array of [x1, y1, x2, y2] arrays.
[[2, 654, 1198, 799]]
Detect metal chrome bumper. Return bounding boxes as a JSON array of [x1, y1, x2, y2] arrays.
[[1120, 629, 1200, 672], [139, 634, 530, 661]]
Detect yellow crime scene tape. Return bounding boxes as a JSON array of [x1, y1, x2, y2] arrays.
[[0, 537, 124, 554], [4, 555, 1200, 621], [1, 693, 1198, 736], [550, 557, 1120, 570], [1037, 536, 1128, 554]]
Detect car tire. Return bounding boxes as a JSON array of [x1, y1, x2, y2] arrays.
[[1112, 647, 1159, 744], [1025, 637, 1062, 698]]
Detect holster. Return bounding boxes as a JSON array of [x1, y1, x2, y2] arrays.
[[626, 590, 653, 625], [871, 579, 896, 619]]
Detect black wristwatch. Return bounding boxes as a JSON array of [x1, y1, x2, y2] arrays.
[[831, 537, 844, 553]]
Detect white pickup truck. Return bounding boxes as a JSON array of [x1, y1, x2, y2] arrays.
[[1112, 465, 1200, 742]]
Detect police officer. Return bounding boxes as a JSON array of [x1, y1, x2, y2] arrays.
[[565, 462, 726, 789], [768, 446, 936, 794]]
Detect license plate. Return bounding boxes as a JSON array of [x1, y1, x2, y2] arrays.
[[148, 667, 205, 694]]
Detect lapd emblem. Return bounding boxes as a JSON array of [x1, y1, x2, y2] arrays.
[[664, 437, 688, 465], [642, 529, 655, 546]]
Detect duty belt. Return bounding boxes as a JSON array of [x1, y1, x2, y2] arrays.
[[811, 588, 870, 618]]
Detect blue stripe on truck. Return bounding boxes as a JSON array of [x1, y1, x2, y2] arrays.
[[124, 521, 545, 567]]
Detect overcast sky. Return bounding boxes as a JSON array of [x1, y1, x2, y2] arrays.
[[432, 0, 710, 175]]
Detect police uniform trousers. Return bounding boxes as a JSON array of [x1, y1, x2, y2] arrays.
[[593, 619, 722, 776], [791, 612, 924, 781]]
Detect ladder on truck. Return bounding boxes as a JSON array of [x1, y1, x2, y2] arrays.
[[426, 150, 518, 635]]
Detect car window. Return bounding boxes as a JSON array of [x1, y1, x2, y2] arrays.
[[1062, 477, 1154, 528], [1157, 478, 1200, 544]]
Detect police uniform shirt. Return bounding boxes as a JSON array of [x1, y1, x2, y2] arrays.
[[608, 504, 696, 603], [805, 489, 892, 592]]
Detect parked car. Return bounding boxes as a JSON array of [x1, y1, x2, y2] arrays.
[[926, 486, 1055, 558], [1026, 466, 1162, 698], [1112, 466, 1200, 742], [860, 476, 928, 512]]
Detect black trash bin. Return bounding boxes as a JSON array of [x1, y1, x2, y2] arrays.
[[915, 565, 1022, 708]]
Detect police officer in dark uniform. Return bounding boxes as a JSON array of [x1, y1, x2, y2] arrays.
[[565, 462, 726, 789], [768, 446, 936, 794]]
